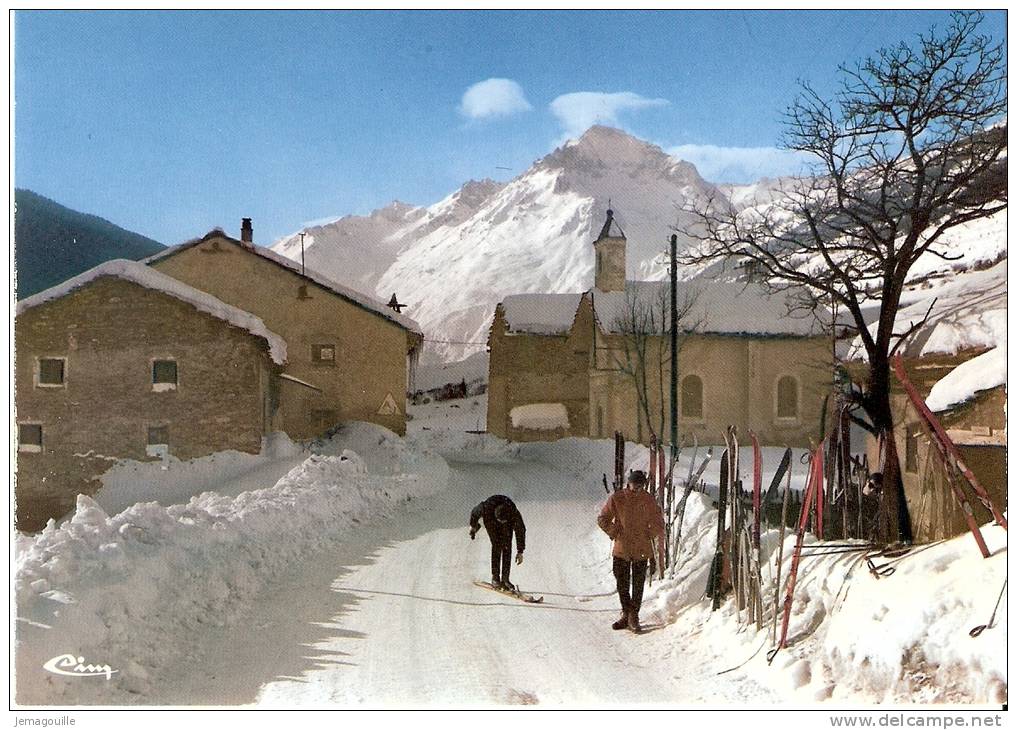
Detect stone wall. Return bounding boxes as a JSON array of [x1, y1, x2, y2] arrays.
[[592, 332, 831, 447], [486, 300, 592, 441], [15, 277, 274, 530], [151, 236, 414, 438]]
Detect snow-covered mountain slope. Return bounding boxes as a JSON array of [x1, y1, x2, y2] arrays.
[[273, 126, 730, 362], [272, 125, 1005, 365]]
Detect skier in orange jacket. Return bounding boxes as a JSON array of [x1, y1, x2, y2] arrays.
[[597, 469, 665, 632]]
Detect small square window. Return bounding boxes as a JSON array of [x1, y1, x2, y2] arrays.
[[153, 360, 178, 391], [37, 358, 65, 387], [148, 425, 169, 445], [18, 423, 42, 453], [146, 425, 169, 457], [312, 344, 336, 365]]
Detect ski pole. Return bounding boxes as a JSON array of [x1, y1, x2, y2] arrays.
[[969, 578, 1007, 637]]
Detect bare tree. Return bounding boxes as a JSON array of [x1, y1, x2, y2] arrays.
[[610, 285, 701, 446], [677, 11, 1006, 543]]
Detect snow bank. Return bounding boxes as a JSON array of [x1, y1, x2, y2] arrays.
[[15, 427, 449, 704], [407, 394, 488, 435], [94, 433, 306, 514], [926, 345, 1007, 413], [16, 259, 288, 365], [641, 498, 1007, 704], [509, 403, 570, 430], [600, 440, 1007, 704]]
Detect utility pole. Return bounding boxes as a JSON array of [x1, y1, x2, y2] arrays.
[[299, 232, 306, 276], [669, 233, 678, 463]]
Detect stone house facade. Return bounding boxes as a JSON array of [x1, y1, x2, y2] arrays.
[[488, 210, 833, 447], [14, 260, 286, 531], [147, 224, 423, 439]]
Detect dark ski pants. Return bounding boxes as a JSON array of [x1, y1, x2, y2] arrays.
[[490, 537, 513, 584], [613, 557, 648, 614]]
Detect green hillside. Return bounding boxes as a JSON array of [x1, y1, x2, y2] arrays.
[[14, 189, 165, 299]]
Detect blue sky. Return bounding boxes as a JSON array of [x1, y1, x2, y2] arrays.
[[14, 10, 1006, 246]]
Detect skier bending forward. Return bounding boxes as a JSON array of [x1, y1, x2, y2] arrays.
[[597, 470, 665, 632], [469, 495, 526, 591]]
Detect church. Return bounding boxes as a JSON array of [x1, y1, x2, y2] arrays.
[[487, 210, 833, 447]]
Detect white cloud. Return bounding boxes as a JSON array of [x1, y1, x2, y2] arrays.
[[550, 91, 669, 139], [459, 78, 533, 120], [667, 143, 811, 184]]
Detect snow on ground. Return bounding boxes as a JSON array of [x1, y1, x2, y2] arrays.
[[15, 401, 1008, 706], [14, 424, 449, 705], [413, 351, 489, 392], [94, 433, 308, 515], [408, 394, 488, 437]]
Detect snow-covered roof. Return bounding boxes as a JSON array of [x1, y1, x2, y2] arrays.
[[16, 259, 288, 365], [500, 293, 584, 335], [844, 259, 1007, 362], [925, 345, 1005, 413], [145, 231, 424, 337], [593, 280, 827, 337]]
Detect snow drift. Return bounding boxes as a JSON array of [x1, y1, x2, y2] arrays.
[[14, 424, 449, 705]]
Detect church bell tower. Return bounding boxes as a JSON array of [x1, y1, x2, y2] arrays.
[[593, 208, 626, 292]]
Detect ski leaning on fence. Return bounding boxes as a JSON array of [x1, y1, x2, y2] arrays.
[[473, 581, 544, 604], [890, 355, 1006, 559], [768, 438, 825, 664]]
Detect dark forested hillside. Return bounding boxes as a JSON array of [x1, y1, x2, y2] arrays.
[[14, 189, 165, 298]]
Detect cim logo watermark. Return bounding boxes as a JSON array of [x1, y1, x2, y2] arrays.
[[43, 654, 118, 680]]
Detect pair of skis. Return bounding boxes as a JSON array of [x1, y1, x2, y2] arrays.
[[473, 580, 544, 604]]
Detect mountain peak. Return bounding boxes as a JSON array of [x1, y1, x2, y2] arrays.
[[543, 125, 677, 176]]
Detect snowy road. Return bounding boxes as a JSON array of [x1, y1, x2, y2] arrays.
[[153, 452, 776, 706]]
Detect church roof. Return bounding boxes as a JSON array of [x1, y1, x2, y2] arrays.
[[497, 279, 826, 338], [591, 280, 827, 338]]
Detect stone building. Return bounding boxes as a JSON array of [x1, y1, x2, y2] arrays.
[[488, 210, 833, 447], [147, 222, 423, 439], [14, 260, 288, 531], [850, 260, 1006, 543]]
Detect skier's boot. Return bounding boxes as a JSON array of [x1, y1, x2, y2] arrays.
[[627, 610, 642, 633], [612, 610, 629, 630], [491, 578, 503, 590]]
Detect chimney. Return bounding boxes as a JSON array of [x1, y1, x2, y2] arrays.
[[241, 218, 253, 244]]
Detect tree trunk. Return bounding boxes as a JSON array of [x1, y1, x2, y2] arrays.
[[866, 353, 914, 545]]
